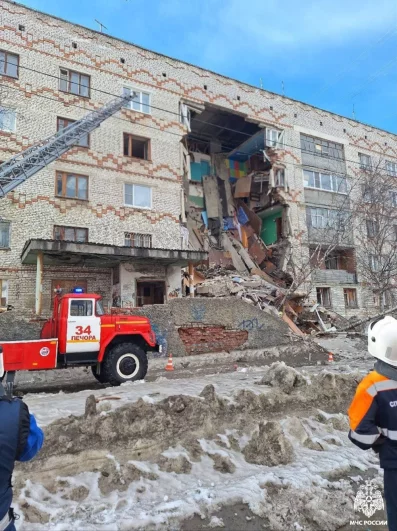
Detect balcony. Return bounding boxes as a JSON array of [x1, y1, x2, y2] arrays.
[[307, 226, 354, 246], [312, 269, 357, 284]]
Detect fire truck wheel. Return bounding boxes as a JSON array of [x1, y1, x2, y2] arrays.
[[91, 365, 108, 384], [102, 343, 148, 385]]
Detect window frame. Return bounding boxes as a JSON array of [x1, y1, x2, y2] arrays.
[[124, 183, 152, 209], [122, 87, 151, 114], [359, 153, 372, 171], [306, 206, 348, 230], [0, 221, 10, 249], [123, 133, 151, 160], [386, 161, 397, 177], [366, 220, 379, 238], [266, 128, 284, 149], [274, 167, 285, 187], [300, 134, 344, 160], [124, 232, 152, 248], [54, 225, 89, 243], [303, 169, 348, 194], [55, 171, 89, 200], [57, 116, 89, 148], [316, 287, 332, 308], [0, 107, 16, 133], [0, 50, 19, 78], [344, 288, 358, 309], [59, 68, 91, 98]]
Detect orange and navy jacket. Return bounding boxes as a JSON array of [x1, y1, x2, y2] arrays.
[[348, 369, 397, 468]]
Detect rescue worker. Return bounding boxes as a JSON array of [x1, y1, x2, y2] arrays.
[[348, 315, 397, 530], [0, 347, 44, 531]]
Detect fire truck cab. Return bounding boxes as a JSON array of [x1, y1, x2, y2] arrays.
[[1, 290, 158, 386]]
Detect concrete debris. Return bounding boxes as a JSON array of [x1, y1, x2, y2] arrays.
[[0, 310, 43, 341], [256, 361, 308, 394]]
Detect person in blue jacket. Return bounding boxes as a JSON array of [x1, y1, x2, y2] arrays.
[[0, 349, 44, 531]]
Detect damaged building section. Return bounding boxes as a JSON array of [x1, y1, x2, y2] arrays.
[[181, 102, 291, 284]]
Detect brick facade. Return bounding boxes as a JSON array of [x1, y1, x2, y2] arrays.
[[0, 0, 396, 316]]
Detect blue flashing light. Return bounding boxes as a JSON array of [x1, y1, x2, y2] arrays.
[[72, 287, 84, 294]]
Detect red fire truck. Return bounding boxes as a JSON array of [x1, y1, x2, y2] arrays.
[[1, 288, 158, 388]]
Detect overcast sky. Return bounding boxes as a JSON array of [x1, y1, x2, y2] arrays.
[[19, 0, 397, 133]]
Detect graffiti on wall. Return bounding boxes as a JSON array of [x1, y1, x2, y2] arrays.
[[191, 303, 206, 322], [151, 323, 168, 358], [238, 318, 264, 331]]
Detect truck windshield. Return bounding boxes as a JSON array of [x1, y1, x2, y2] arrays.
[[96, 300, 105, 316]]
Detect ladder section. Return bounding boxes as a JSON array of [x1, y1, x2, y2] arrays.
[[0, 93, 134, 197]]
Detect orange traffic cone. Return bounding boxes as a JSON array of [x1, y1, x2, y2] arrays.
[[165, 352, 174, 371], [328, 352, 334, 363]]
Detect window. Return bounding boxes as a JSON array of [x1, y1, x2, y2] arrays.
[[366, 220, 379, 238], [266, 128, 284, 149], [303, 169, 347, 193], [316, 287, 331, 308], [57, 117, 89, 147], [325, 253, 340, 270], [123, 87, 151, 114], [386, 161, 397, 177], [0, 50, 18, 78], [124, 232, 152, 248], [306, 207, 348, 230], [359, 153, 372, 171], [124, 183, 152, 208], [274, 168, 285, 187], [392, 192, 397, 207], [123, 133, 150, 160], [394, 225, 397, 242], [362, 185, 375, 203], [59, 68, 90, 97], [0, 222, 10, 248], [180, 103, 191, 130], [344, 288, 358, 309], [0, 107, 16, 132], [369, 254, 380, 272], [54, 225, 88, 243], [70, 299, 93, 317], [56, 172, 88, 200], [300, 135, 344, 160], [0, 280, 8, 306]]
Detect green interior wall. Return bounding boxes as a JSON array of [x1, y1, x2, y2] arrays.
[[259, 210, 282, 245], [190, 161, 210, 182]]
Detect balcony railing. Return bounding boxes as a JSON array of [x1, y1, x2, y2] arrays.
[[312, 269, 357, 284]]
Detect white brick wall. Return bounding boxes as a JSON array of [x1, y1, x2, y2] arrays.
[[1, 0, 397, 315]]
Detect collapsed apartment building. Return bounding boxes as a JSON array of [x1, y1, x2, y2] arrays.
[[0, 0, 397, 319]]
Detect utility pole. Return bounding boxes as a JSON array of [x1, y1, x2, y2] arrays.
[[95, 19, 107, 33]]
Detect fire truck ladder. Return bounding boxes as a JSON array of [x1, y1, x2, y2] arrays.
[[0, 92, 135, 197]]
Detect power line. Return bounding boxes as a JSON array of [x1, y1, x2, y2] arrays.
[[0, 61, 396, 172]]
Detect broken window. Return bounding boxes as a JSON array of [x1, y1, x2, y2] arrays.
[[325, 253, 340, 270], [0, 280, 8, 306], [274, 168, 285, 187], [179, 102, 191, 131], [344, 288, 358, 309], [56, 172, 88, 200], [54, 225, 88, 243], [0, 221, 10, 248], [123, 133, 150, 160], [316, 287, 331, 308], [359, 153, 372, 171], [366, 220, 379, 238], [123, 87, 151, 114], [386, 161, 397, 177], [300, 135, 344, 160], [124, 232, 152, 248], [0, 50, 19, 78], [59, 68, 90, 97], [266, 128, 284, 149], [303, 170, 347, 193], [0, 107, 16, 132], [124, 183, 152, 208], [57, 117, 89, 147]]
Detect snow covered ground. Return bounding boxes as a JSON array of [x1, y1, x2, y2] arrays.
[[13, 334, 385, 531]]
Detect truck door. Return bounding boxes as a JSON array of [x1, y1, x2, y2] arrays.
[[66, 298, 100, 353]]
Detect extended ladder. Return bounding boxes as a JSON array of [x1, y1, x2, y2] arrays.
[[0, 93, 135, 197]]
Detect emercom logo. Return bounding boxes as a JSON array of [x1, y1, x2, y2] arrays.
[[353, 479, 384, 518]]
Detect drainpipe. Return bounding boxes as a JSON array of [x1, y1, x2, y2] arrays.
[[35, 251, 43, 315], [188, 261, 195, 298]]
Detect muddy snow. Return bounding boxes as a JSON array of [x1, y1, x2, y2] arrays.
[[12, 337, 385, 531]]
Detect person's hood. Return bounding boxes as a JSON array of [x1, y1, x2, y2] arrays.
[[375, 359, 397, 381]]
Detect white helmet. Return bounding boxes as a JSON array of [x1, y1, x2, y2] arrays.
[[368, 316, 397, 366]]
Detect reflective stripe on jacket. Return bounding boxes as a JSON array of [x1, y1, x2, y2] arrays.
[[348, 370, 397, 468]]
